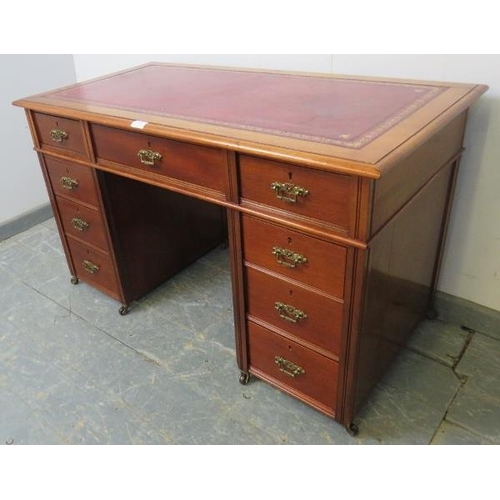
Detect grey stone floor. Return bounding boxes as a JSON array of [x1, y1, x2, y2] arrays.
[[1, 218, 499, 445]]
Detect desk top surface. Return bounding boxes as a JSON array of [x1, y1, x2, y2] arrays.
[[14, 63, 487, 177]]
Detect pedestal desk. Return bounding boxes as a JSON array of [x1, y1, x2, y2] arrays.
[[14, 64, 487, 435]]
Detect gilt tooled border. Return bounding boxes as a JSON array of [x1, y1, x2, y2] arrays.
[[51, 75, 447, 150]]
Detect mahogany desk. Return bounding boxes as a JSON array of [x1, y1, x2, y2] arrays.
[[13, 64, 487, 435]]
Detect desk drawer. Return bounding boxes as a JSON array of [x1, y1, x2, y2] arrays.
[[56, 196, 108, 251], [45, 157, 100, 207], [91, 124, 227, 194], [66, 238, 119, 298], [32, 112, 88, 158], [248, 321, 338, 413], [239, 155, 357, 233], [245, 266, 343, 356], [242, 215, 346, 299]]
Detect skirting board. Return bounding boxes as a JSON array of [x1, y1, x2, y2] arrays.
[[435, 290, 500, 338], [0, 203, 53, 242]]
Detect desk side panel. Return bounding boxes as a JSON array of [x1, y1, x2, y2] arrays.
[[345, 162, 455, 423]]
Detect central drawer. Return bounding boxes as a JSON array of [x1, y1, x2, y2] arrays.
[[91, 124, 228, 194]]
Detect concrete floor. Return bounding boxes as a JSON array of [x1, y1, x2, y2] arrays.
[[1, 218, 499, 445]]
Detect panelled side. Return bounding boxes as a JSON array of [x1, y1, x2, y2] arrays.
[[371, 111, 467, 236], [348, 163, 456, 419]]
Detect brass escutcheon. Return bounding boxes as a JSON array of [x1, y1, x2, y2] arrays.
[[270, 182, 309, 203], [50, 129, 68, 143], [138, 149, 162, 166], [71, 217, 89, 232], [83, 260, 99, 274], [274, 302, 307, 323], [272, 246, 307, 268], [274, 356, 305, 378], [60, 176, 78, 190]]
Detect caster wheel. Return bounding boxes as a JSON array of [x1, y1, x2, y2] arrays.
[[346, 423, 359, 437], [70, 276, 79, 285], [239, 372, 250, 385], [119, 306, 130, 316]]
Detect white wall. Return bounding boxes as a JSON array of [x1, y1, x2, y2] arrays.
[[0, 55, 76, 225], [70, 55, 500, 311]]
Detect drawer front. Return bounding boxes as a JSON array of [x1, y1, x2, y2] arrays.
[[242, 215, 346, 299], [245, 266, 342, 356], [239, 155, 356, 232], [45, 156, 100, 207], [56, 196, 108, 250], [66, 238, 119, 297], [33, 112, 87, 157], [248, 321, 338, 413], [91, 124, 227, 194]]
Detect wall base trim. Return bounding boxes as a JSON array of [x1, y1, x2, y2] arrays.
[[0, 203, 53, 242], [435, 290, 500, 337]]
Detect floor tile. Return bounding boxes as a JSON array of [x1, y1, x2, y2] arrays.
[[431, 421, 496, 445], [41, 217, 58, 231], [13, 224, 65, 257], [0, 387, 67, 445], [0, 240, 40, 281], [354, 381, 448, 444], [2, 340, 169, 445], [455, 332, 500, 383], [446, 378, 500, 443], [407, 319, 470, 367], [377, 348, 462, 413]]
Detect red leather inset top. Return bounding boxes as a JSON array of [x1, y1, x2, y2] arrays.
[[51, 65, 446, 149]]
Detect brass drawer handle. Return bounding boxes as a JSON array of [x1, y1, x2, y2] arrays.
[[272, 246, 307, 268], [138, 149, 162, 166], [71, 217, 90, 232], [83, 260, 99, 274], [274, 356, 305, 378], [60, 176, 78, 190], [275, 302, 307, 323], [270, 182, 309, 203], [50, 129, 68, 143]]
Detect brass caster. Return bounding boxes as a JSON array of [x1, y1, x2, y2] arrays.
[[119, 306, 130, 316], [70, 276, 79, 285], [239, 372, 250, 385], [346, 422, 359, 437]]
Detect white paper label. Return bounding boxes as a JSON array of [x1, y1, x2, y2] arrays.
[[130, 120, 148, 129]]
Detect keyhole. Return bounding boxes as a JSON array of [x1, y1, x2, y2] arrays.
[[147, 141, 151, 148], [66, 168, 70, 174], [287, 237, 293, 245], [288, 172, 293, 181], [55, 121, 59, 127], [288, 345, 292, 351], [289, 290, 293, 297]]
